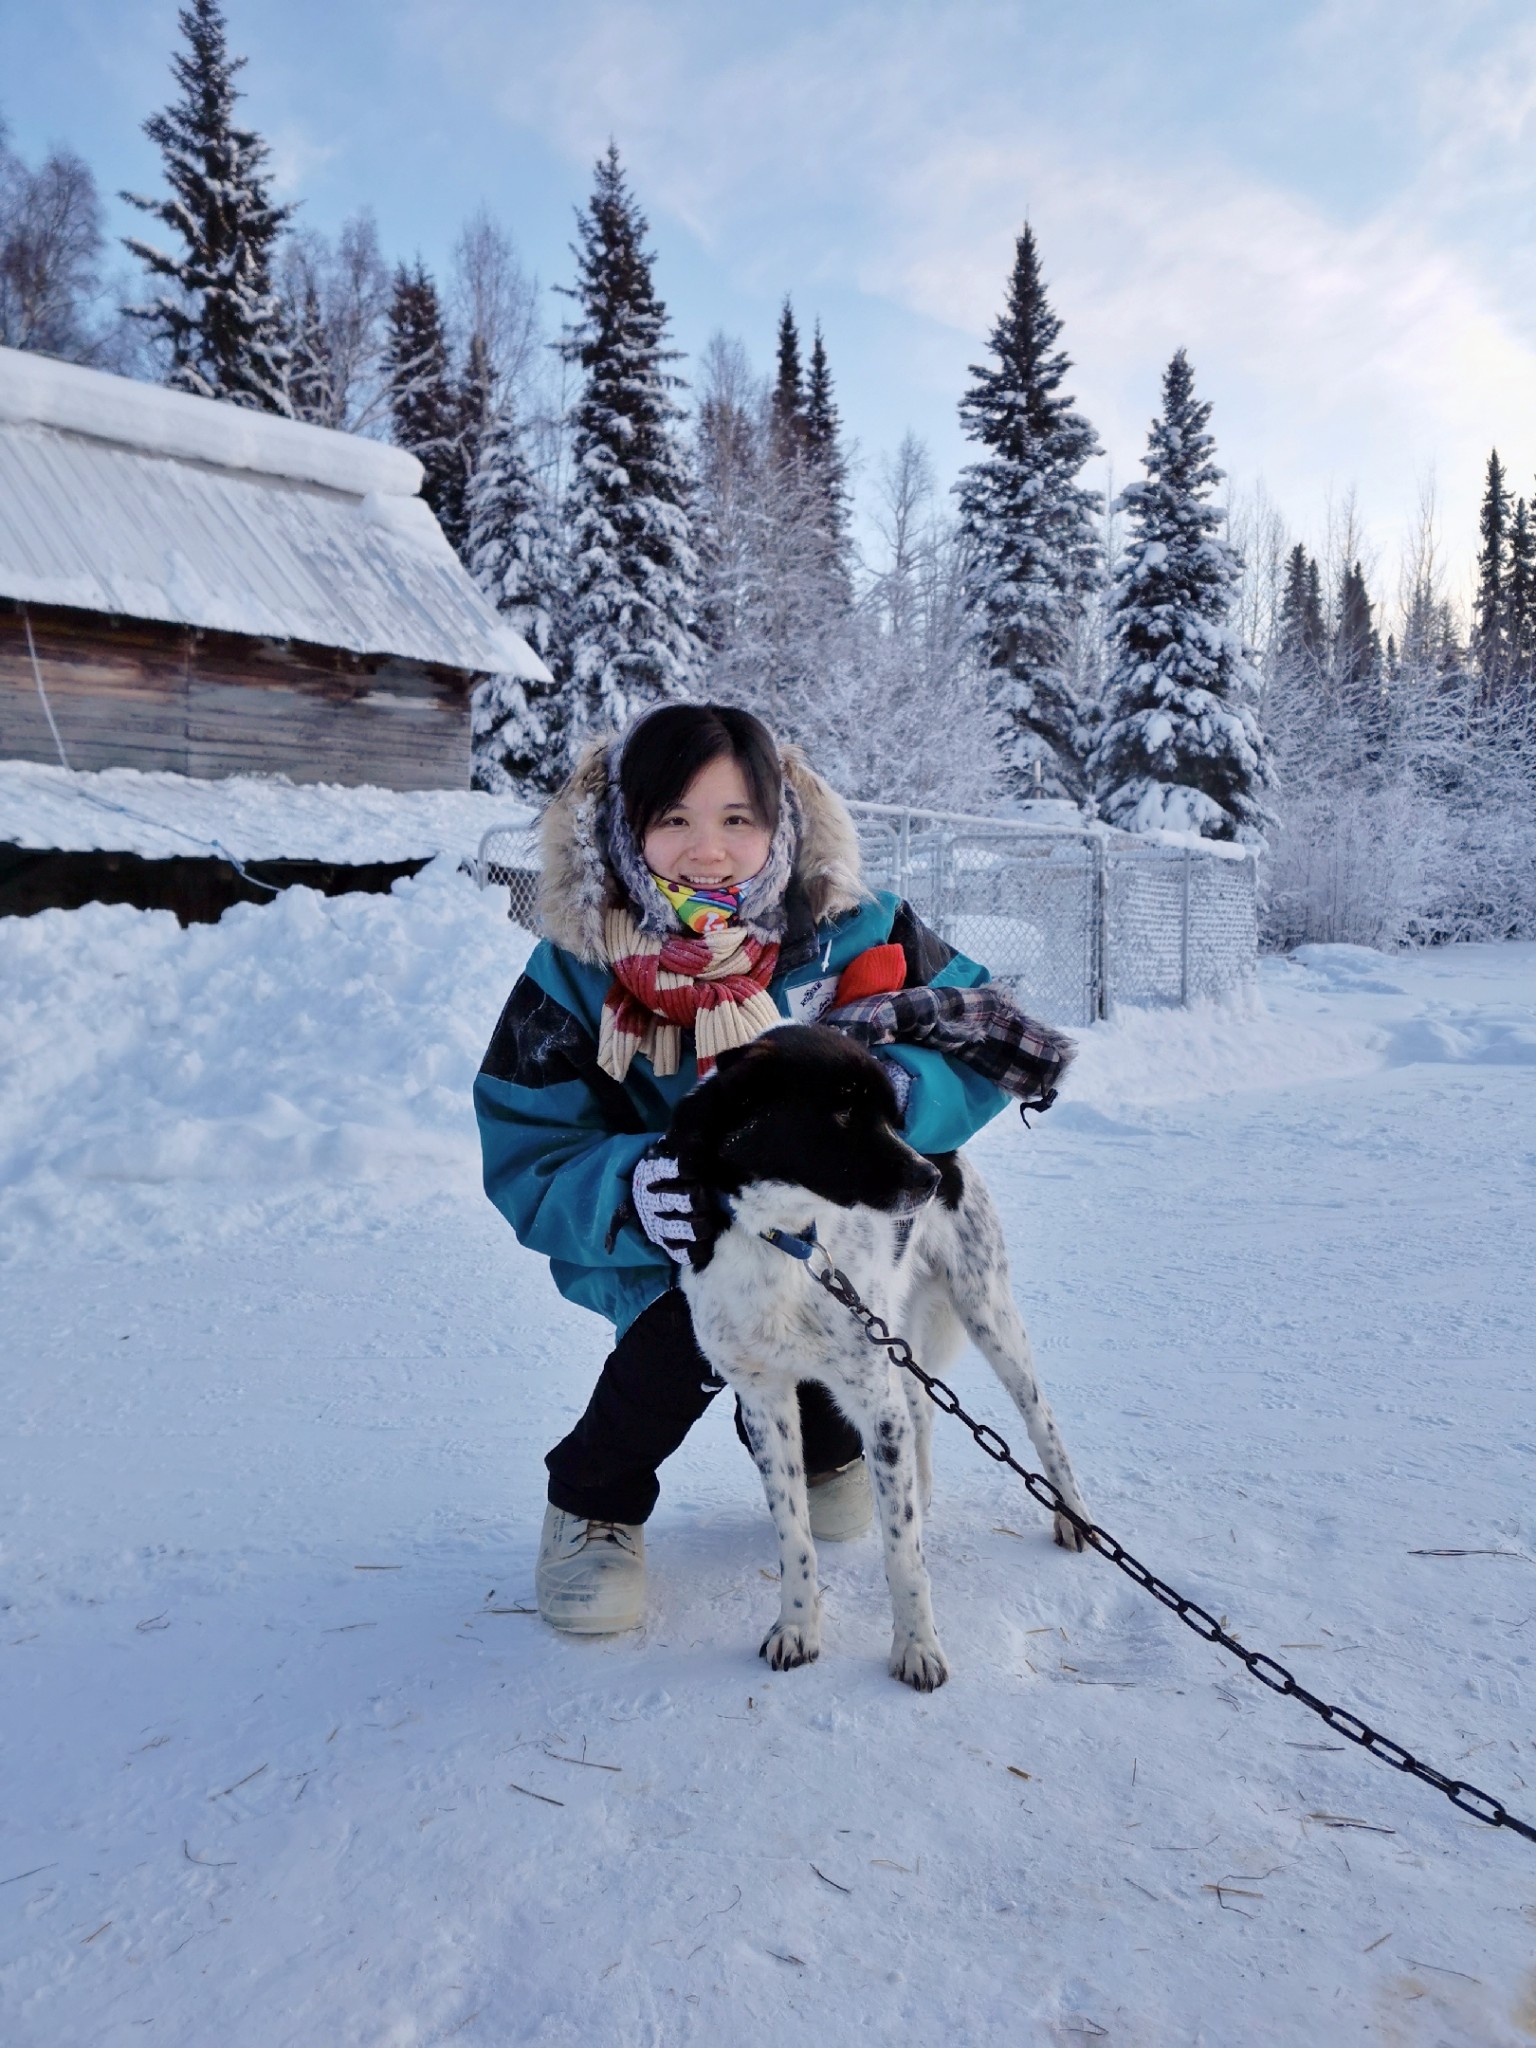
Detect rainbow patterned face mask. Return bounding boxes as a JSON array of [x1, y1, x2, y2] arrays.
[[651, 873, 744, 935]]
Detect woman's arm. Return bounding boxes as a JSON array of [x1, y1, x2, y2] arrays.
[[878, 900, 1012, 1153], [473, 969, 671, 1277]]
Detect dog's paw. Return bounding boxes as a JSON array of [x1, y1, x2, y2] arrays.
[[1053, 1507, 1089, 1552], [889, 1635, 949, 1691], [760, 1622, 820, 1671]]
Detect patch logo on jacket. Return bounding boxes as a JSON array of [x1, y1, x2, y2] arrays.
[[785, 974, 841, 1025]]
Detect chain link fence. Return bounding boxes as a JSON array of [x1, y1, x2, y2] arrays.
[[466, 817, 541, 927], [850, 802, 1257, 1025], [468, 801, 1257, 1028]]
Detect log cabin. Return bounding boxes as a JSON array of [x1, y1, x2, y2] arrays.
[[0, 345, 548, 791]]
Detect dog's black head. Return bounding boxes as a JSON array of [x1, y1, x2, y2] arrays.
[[670, 1024, 942, 1215]]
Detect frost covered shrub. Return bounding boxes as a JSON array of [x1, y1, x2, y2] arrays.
[[1262, 778, 1452, 950], [1261, 666, 1536, 951], [1429, 788, 1536, 943]]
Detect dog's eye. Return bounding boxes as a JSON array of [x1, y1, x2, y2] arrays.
[[833, 1107, 853, 1130]]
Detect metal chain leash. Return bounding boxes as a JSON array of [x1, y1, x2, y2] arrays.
[[794, 1243, 1536, 1849]]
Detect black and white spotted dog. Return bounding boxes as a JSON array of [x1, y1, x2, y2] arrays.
[[670, 1024, 1091, 1692]]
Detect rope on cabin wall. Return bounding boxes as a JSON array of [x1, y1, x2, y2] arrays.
[[23, 609, 73, 772], [18, 607, 280, 895]]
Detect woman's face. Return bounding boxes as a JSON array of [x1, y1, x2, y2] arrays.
[[641, 752, 773, 890]]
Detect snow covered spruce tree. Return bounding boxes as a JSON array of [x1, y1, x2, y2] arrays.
[[1507, 496, 1535, 706], [1275, 543, 1326, 690], [1089, 349, 1272, 842], [1333, 559, 1385, 748], [770, 298, 806, 467], [956, 224, 1102, 800], [122, 0, 292, 412], [286, 280, 329, 424], [804, 321, 854, 606], [465, 402, 570, 794], [558, 145, 701, 742], [1474, 449, 1510, 707], [385, 262, 469, 549]]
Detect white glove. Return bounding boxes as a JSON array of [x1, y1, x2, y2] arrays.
[[631, 1149, 703, 1264], [877, 1054, 913, 1123]]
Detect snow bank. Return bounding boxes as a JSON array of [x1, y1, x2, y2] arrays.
[[0, 860, 531, 1262], [1067, 940, 1536, 1116], [1067, 981, 1383, 1114], [0, 759, 535, 863]]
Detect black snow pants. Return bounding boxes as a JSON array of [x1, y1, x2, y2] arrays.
[[545, 1287, 863, 1525]]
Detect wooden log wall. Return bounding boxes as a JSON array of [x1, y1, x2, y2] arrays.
[[0, 603, 474, 790]]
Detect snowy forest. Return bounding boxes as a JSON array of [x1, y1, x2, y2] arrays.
[[3, 0, 1533, 952]]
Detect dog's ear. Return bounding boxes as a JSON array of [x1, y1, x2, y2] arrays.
[[715, 1029, 788, 1078], [713, 1039, 760, 1077]]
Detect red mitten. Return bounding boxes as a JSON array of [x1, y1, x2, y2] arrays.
[[834, 943, 906, 1007]]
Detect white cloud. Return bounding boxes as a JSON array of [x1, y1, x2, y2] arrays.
[[265, 122, 341, 199]]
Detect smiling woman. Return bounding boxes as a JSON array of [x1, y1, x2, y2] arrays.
[[471, 697, 1018, 1636], [622, 703, 779, 906], [643, 756, 771, 895]]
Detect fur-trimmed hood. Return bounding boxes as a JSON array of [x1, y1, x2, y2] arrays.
[[537, 735, 866, 965]]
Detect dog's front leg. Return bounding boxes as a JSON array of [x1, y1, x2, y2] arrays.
[[735, 1382, 821, 1671], [853, 1381, 949, 1691]]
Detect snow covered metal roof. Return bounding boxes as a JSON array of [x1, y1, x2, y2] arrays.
[[0, 347, 550, 681], [0, 758, 537, 864]]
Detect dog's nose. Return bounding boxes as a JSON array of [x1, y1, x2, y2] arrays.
[[908, 1158, 941, 1200]]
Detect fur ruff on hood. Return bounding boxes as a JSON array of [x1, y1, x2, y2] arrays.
[[537, 735, 866, 965]]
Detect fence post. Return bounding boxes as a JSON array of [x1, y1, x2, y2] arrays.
[[1092, 834, 1109, 1020], [1180, 847, 1192, 1006], [897, 806, 911, 906], [935, 822, 954, 943]]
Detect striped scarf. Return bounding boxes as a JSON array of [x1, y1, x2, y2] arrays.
[[597, 906, 781, 1081]]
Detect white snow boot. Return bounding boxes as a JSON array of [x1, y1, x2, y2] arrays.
[[535, 1505, 646, 1634], [807, 1457, 873, 1542]]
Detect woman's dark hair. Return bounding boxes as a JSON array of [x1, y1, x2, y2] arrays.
[[618, 703, 782, 840]]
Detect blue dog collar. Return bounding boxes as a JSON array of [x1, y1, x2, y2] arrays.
[[760, 1220, 820, 1261]]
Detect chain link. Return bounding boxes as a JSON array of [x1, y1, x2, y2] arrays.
[[807, 1253, 1536, 1849]]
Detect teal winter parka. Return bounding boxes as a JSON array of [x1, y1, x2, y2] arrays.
[[473, 740, 1009, 1336]]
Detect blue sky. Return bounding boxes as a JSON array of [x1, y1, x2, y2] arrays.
[[6, 0, 1536, 610]]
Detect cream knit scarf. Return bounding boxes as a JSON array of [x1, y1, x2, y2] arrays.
[[596, 905, 782, 1081]]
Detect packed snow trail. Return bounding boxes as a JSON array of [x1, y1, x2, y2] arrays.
[[2, 866, 1534, 2045]]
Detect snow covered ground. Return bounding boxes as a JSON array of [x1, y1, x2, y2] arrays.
[[3, 865, 1535, 2046]]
